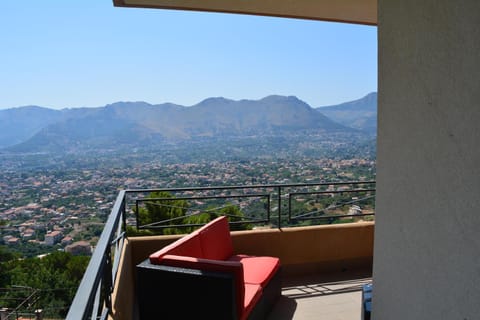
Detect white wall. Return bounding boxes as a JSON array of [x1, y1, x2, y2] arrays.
[[373, 0, 480, 319]]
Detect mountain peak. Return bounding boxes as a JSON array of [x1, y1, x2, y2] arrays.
[[105, 101, 152, 109], [4, 105, 55, 112], [195, 97, 233, 107], [260, 95, 312, 112], [261, 95, 301, 103], [316, 92, 377, 133]]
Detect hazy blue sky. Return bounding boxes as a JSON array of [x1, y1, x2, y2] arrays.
[[0, 1, 377, 110]]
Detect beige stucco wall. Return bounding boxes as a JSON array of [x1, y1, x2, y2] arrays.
[[127, 221, 374, 274], [374, 0, 480, 318], [232, 222, 374, 275]]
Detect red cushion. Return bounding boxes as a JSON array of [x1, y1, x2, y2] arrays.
[[242, 283, 262, 320], [199, 216, 234, 260], [160, 254, 245, 319], [149, 232, 203, 264], [229, 255, 280, 287]]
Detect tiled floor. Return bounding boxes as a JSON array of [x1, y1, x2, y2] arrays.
[[268, 270, 371, 320]]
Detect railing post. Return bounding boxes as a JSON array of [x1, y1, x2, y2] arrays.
[[135, 200, 140, 231], [267, 194, 271, 223], [35, 309, 43, 320], [103, 245, 113, 312], [121, 195, 127, 234], [277, 186, 282, 228], [0, 308, 8, 320], [288, 193, 292, 223]]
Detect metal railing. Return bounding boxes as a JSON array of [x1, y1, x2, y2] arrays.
[[0, 286, 41, 320], [66, 181, 375, 319], [66, 191, 126, 320]]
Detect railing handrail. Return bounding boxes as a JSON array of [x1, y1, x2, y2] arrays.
[[66, 181, 375, 319], [125, 180, 376, 194]]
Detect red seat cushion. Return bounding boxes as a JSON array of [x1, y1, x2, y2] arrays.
[[242, 283, 262, 320], [229, 255, 281, 287], [149, 231, 203, 264], [199, 216, 234, 260]]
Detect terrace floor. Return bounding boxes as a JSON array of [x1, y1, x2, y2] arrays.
[[267, 269, 371, 320]]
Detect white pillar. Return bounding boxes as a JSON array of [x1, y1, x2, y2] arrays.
[[374, 0, 480, 319]]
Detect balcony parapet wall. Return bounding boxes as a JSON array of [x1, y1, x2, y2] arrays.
[[232, 221, 374, 275], [128, 221, 373, 273]]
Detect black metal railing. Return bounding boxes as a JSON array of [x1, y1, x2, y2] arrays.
[[129, 181, 375, 232], [0, 286, 41, 320], [134, 192, 271, 231], [66, 181, 375, 319]]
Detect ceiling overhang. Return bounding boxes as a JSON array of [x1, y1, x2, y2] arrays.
[[113, 0, 377, 26]]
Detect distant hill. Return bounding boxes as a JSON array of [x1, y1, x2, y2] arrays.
[[1, 95, 367, 153], [316, 92, 377, 133], [0, 106, 62, 148], [0, 106, 103, 149]]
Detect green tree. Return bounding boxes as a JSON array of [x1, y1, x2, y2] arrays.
[[219, 204, 252, 231], [182, 204, 252, 231], [130, 191, 256, 235], [135, 191, 189, 235], [0, 251, 89, 318], [182, 212, 214, 233], [0, 245, 17, 263]]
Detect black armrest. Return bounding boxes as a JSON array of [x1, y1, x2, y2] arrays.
[[136, 259, 239, 320]]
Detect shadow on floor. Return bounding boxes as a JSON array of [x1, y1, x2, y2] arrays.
[[281, 268, 372, 298], [267, 295, 298, 320], [267, 268, 372, 319]]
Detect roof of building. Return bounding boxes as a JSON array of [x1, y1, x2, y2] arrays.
[[113, 0, 377, 25]]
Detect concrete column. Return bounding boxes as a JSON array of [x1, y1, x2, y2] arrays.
[[374, 0, 480, 319]]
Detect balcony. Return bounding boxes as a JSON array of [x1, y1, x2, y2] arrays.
[[67, 181, 375, 319]]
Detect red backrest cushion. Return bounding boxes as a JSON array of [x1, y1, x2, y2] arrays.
[[149, 231, 203, 264], [198, 216, 234, 260], [161, 254, 245, 319]]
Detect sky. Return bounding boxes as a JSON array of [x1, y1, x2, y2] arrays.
[[0, 1, 377, 110]]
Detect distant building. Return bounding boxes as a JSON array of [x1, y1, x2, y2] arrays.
[[21, 229, 35, 239], [126, 217, 137, 226], [348, 205, 363, 215], [44, 230, 63, 245], [61, 236, 73, 246], [65, 241, 92, 256], [6, 237, 20, 245]]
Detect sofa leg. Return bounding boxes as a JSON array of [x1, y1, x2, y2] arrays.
[[136, 260, 238, 320]]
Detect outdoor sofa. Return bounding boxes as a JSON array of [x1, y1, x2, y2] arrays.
[[136, 216, 281, 319]]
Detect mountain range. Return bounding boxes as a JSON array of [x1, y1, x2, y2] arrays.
[[0, 93, 377, 153]]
